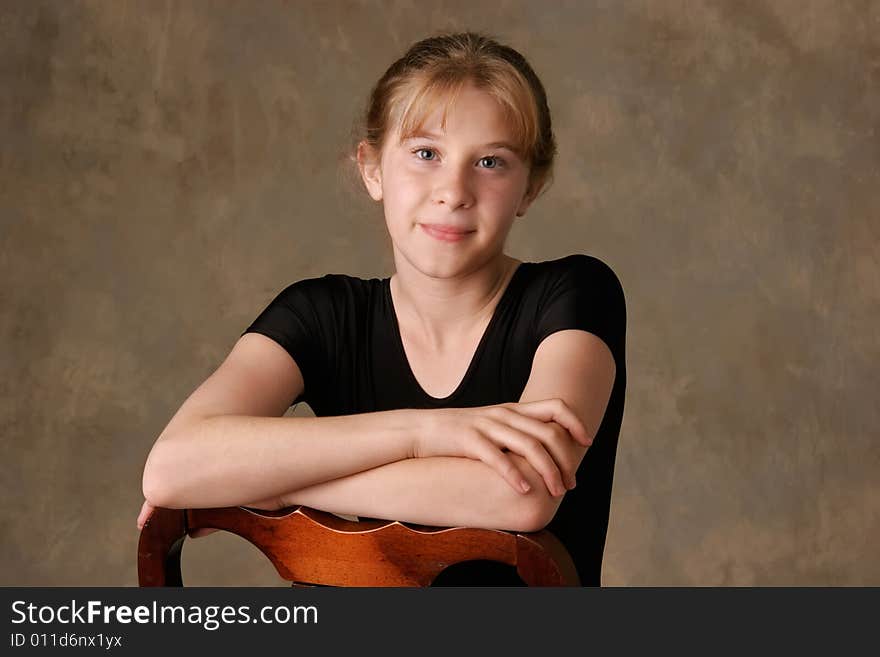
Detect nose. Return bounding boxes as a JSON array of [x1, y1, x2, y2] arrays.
[[431, 164, 475, 210]]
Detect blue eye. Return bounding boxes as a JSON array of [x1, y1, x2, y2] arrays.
[[413, 148, 436, 161], [411, 147, 506, 169]]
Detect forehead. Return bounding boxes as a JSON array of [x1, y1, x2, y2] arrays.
[[393, 82, 521, 148]]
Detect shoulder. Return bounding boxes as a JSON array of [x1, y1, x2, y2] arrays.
[[243, 272, 378, 356], [533, 253, 625, 303], [527, 253, 627, 356], [271, 272, 374, 307], [548, 252, 621, 280], [274, 272, 349, 296]]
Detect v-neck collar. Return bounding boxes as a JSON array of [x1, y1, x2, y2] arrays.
[[384, 262, 526, 403]]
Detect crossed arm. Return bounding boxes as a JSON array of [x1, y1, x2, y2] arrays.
[[265, 330, 616, 532], [138, 330, 615, 534]]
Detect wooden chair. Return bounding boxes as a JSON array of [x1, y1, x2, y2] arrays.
[[138, 505, 580, 587]]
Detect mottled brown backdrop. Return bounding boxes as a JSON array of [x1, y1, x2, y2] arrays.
[[2, 0, 877, 585]]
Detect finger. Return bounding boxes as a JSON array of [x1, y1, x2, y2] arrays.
[[514, 399, 592, 447], [136, 501, 154, 530], [530, 398, 591, 446], [482, 418, 567, 497], [489, 407, 577, 489], [469, 435, 534, 495]]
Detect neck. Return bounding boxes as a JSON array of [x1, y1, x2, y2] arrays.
[[389, 253, 521, 351]]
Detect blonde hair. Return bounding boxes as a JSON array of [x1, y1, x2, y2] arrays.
[[348, 31, 557, 200]]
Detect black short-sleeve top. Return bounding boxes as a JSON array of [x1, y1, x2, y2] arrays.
[[241, 253, 627, 586]]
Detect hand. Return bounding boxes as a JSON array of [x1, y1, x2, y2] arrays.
[[414, 398, 592, 498], [136, 499, 154, 531], [136, 499, 217, 538]]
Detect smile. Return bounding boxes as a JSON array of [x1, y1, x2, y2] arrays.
[[419, 223, 476, 243]]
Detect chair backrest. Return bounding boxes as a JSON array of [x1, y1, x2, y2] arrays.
[[138, 505, 580, 587]]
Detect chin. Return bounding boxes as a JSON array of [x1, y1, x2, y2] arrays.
[[401, 251, 471, 279]]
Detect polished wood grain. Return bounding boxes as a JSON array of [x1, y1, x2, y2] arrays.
[[137, 505, 580, 587]]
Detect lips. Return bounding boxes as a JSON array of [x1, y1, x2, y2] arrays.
[[419, 223, 474, 234], [419, 223, 476, 243]]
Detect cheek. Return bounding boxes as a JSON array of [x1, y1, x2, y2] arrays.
[[382, 186, 416, 216], [382, 172, 422, 209], [482, 183, 522, 213]]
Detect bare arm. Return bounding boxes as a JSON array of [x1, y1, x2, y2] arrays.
[[279, 453, 542, 532], [143, 410, 417, 509], [142, 333, 419, 509], [262, 330, 615, 532], [141, 333, 537, 531], [141, 332, 598, 533]]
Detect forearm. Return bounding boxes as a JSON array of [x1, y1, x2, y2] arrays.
[[279, 454, 547, 533], [142, 410, 416, 509]]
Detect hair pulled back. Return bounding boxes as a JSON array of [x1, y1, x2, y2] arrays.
[[350, 31, 557, 199]]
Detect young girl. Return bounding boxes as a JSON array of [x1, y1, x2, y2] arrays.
[[139, 31, 626, 586]]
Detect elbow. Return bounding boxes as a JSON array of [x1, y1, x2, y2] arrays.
[[141, 467, 170, 509], [518, 495, 560, 534], [518, 508, 548, 534], [499, 496, 546, 534], [142, 474, 170, 509], [141, 443, 180, 508], [504, 456, 561, 533]]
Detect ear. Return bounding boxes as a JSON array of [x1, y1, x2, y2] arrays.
[[357, 141, 384, 202], [515, 175, 545, 217]]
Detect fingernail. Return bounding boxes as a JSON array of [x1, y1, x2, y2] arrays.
[[520, 480, 531, 493]]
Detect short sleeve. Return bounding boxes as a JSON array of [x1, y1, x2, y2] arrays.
[[533, 255, 626, 363], [240, 280, 327, 406]]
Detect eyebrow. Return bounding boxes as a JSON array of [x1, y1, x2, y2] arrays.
[[403, 130, 518, 153]]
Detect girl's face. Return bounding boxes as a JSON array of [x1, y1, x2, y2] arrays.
[[360, 83, 538, 279]]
